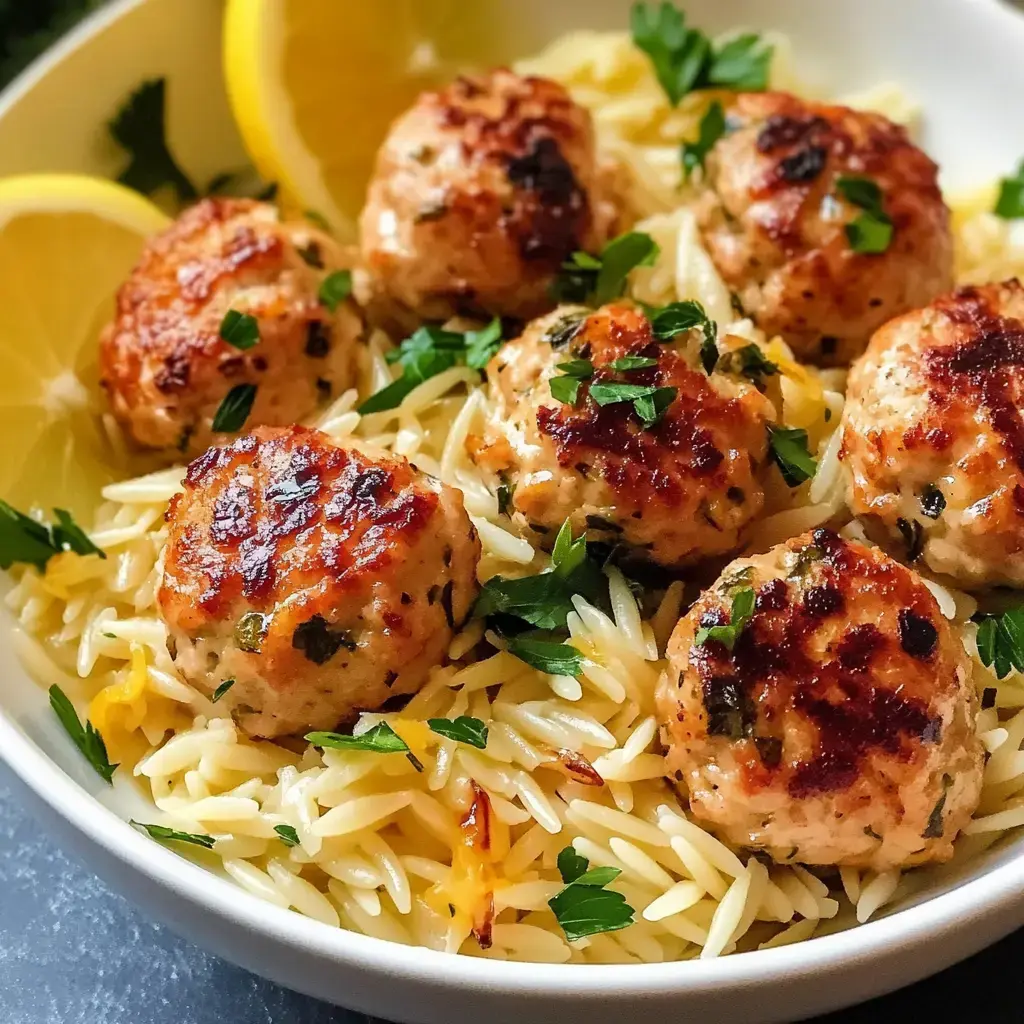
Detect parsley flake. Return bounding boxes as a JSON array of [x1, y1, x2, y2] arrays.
[[607, 355, 658, 371], [0, 501, 105, 571], [211, 679, 235, 703], [647, 299, 718, 372], [212, 383, 257, 433], [682, 100, 726, 179], [48, 685, 118, 784], [507, 635, 583, 677], [553, 232, 659, 306], [108, 78, 197, 202], [836, 175, 894, 254], [130, 820, 216, 849], [995, 160, 1024, 219], [306, 721, 410, 755], [975, 607, 1024, 679], [219, 309, 260, 350], [767, 425, 817, 486], [274, 824, 301, 847], [318, 270, 353, 312], [427, 716, 489, 749], [718, 344, 778, 385], [548, 846, 635, 941], [695, 586, 755, 650]]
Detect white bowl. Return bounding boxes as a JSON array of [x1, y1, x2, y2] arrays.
[[2, 1, 1024, 1021]]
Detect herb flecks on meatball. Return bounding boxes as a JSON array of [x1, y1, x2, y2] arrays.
[[842, 278, 1024, 587], [157, 426, 480, 739], [467, 303, 774, 568], [657, 529, 983, 871], [696, 92, 953, 365], [358, 69, 616, 329], [99, 198, 362, 457]]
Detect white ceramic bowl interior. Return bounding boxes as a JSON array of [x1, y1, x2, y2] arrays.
[[2, 2, 1024, 1022]]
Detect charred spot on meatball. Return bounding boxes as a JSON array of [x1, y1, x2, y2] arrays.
[[898, 608, 938, 659], [292, 614, 357, 664]]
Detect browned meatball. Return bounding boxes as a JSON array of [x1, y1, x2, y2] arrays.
[[467, 303, 774, 567], [842, 279, 1024, 587], [100, 198, 363, 457], [358, 69, 616, 329], [657, 529, 983, 871], [696, 92, 953, 365], [157, 425, 480, 738]]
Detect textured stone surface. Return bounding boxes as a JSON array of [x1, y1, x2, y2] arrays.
[[0, 762, 1016, 1022]]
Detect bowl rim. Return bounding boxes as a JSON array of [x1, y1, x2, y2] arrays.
[[3, 0, 1024, 1000]]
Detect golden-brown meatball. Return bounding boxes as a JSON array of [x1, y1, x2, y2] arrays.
[[842, 279, 1024, 587], [657, 529, 983, 872], [100, 198, 363, 457], [157, 425, 480, 739], [467, 303, 774, 567], [358, 69, 616, 329], [696, 92, 953, 365]]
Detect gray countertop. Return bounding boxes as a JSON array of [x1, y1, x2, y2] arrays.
[[1, 764, 1020, 1023]]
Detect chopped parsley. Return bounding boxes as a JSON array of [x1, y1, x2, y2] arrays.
[[550, 359, 594, 405], [836, 175, 894, 255], [0, 501, 105, 570], [695, 586, 755, 651], [49, 685, 118, 784], [589, 380, 677, 427], [358, 319, 502, 414], [922, 774, 952, 839], [427, 716, 489, 749], [496, 477, 516, 517], [631, 3, 772, 107], [647, 299, 718, 372], [607, 355, 658, 371], [305, 721, 419, 773], [553, 232, 659, 306], [212, 383, 257, 433], [548, 846, 635, 942], [975, 607, 1024, 679], [919, 483, 946, 520], [508, 635, 584, 677], [108, 78, 197, 202], [995, 160, 1024, 220], [318, 270, 353, 312], [130, 820, 216, 849], [717, 344, 778, 386], [274, 824, 301, 847], [682, 100, 726, 179], [767, 425, 817, 486], [211, 679, 235, 703], [632, 386, 677, 427], [218, 309, 260, 350]]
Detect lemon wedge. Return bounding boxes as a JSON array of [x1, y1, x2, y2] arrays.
[[0, 174, 169, 517], [223, 0, 508, 238]]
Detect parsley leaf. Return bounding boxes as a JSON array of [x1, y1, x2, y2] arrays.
[[549, 846, 635, 942], [108, 78, 197, 203], [0, 501, 104, 571], [633, 386, 677, 427], [48, 685, 118, 784], [836, 175, 894, 254], [274, 824, 301, 847], [427, 716, 489, 749], [647, 299, 718, 372], [682, 100, 726, 179], [211, 679, 235, 703], [507, 635, 583, 677], [588, 382, 661, 406], [553, 232, 659, 306], [767, 425, 817, 486], [695, 586, 755, 650], [359, 319, 502, 414], [318, 270, 352, 312], [975, 608, 1024, 679], [130, 820, 216, 849], [212, 383, 257, 433], [607, 355, 658, 371], [550, 359, 594, 406], [496, 478, 516, 517], [306, 721, 410, 755], [631, 4, 773, 106], [718, 344, 779, 385], [995, 161, 1024, 220], [219, 309, 260, 350]]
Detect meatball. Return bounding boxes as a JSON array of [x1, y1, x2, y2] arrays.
[[100, 198, 363, 458], [842, 279, 1024, 587], [696, 92, 953, 365], [157, 425, 480, 738], [657, 529, 983, 872], [467, 303, 775, 567], [358, 69, 615, 328]]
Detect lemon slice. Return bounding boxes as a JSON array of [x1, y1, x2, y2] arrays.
[[223, 0, 510, 239], [0, 174, 169, 518]]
